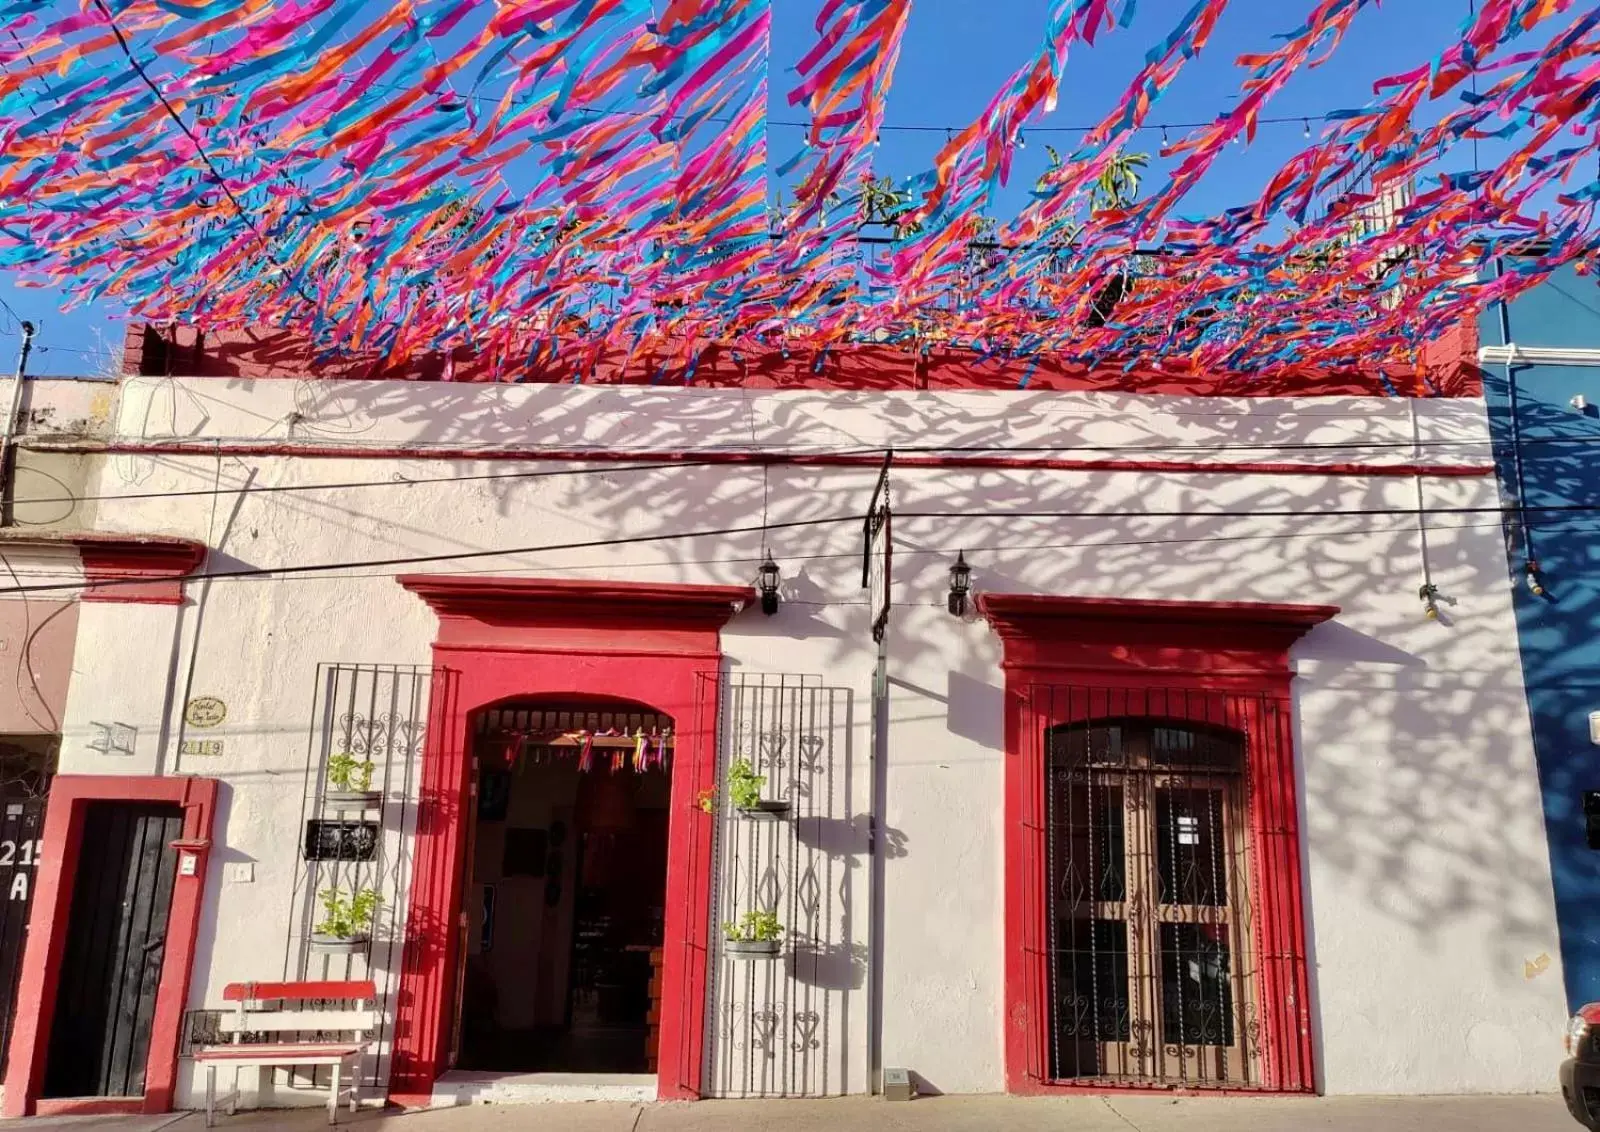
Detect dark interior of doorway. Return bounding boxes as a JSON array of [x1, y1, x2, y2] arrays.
[[42, 801, 183, 1099], [456, 703, 673, 1075]]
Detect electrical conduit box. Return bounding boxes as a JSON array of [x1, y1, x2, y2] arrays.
[[882, 1067, 915, 1102]]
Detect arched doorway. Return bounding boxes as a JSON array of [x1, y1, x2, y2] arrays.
[[453, 696, 677, 1076], [392, 575, 753, 1103]]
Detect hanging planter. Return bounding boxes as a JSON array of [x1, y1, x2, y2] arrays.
[[723, 911, 782, 959], [309, 933, 369, 955], [705, 758, 790, 821], [311, 887, 380, 956], [738, 799, 791, 821], [324, 752, 379, 810]]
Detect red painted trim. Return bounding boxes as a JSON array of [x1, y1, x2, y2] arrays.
[[2, 774, 219, 1117], [390, 576, 749, 1102], [126, 324, 1484, 398], [222, 980, 377, 1002], [980, 595, 1333, 1096], [25, 438, 1494, 479], [74, 535, 206, 605], [33, 1097, 146, 1116]]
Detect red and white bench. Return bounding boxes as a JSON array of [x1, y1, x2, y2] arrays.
[[194, 980, 376, 1126]]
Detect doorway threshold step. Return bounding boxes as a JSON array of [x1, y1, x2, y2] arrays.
[[431, 1071, 655, 1106]]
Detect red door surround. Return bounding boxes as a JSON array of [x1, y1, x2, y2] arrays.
[[390, 575, 753, 1104], [1, 774, 218, 1117], [978, 594, 1337, 1096]]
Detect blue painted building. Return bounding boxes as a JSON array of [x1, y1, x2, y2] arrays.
[[1483, 259, 1600, 1009]]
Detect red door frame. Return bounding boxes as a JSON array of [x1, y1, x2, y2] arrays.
[[1, 774, 218, 1117], [978, 594, 1336, 1096], [389, 575, 753, 1104]]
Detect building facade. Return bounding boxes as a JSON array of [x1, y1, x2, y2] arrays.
[[1480, 260, 1600, 1019], [0, 334, 1570, 1113]]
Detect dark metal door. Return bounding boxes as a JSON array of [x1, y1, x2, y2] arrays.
[[43, 802, 184, 1098], [0, 796, 44, 1074]]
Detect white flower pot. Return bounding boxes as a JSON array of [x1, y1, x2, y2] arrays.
[[324, 790, 382, 811], [309, 933, 369, 954]]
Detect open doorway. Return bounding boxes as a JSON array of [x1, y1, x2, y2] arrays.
[[454, 701, 673, 1076]]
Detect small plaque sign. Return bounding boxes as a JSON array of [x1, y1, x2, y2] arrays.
[[184, 697, 227, 729]]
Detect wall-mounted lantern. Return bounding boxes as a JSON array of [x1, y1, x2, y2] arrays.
[[758, 555, 781, 616], [947, 551, 972, 617]]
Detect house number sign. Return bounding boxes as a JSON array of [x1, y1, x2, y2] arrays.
[[0, 838, 41, 901], [184, 697, 227, 728]]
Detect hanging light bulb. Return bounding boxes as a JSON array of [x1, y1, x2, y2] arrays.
[[1016, 131, 1027, 150], [1525, 560, 1547, 597], [1302, 118, 1312, 139], [1160, 125, 1170, 147], [758, 555, 781, 616], [947, 550, 972, 617]]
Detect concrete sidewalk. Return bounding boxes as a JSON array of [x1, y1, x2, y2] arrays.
[[1, 1094, 1580, 1132]]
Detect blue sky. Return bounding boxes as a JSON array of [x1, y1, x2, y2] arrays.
[[0, 0, 1517, 372]]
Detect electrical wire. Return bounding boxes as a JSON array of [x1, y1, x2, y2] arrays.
[[0, 296, 22, 337], [11, 455, 777, 507], [3, 500, 1594, 601], [0, 423, 1548, 510]]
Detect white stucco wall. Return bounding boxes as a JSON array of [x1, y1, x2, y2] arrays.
[[40, 375, 1564, 1101]]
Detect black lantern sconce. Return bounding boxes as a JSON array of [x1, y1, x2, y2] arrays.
[[758, 555, 781, 616], [947, 550, 972, 617]]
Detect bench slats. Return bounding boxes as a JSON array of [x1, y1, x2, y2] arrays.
[[195, 1043, 363, 1063], [217, 1010, 372, 1034], [222, 980, 375, 1002]]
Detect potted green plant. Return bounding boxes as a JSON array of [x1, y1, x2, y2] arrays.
[[726, 757, 789, 820], [722, 910, 783, 959], [325, 751, 381, 809], [310, 886, 380, 954]]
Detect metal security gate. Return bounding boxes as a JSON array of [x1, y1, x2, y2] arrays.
[[0, 740, 53, 1076], [1025, 684, 1311, 1092], [1046, 718, 1255, 1086], [706, 673, 858, 1098], [0, 795, 44, 1074], [43, 802, 184, 1098], [284, 663, 429, 1090]]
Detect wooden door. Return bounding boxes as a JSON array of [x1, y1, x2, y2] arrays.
[[1046, 722, 1256, 1087], [42, 802, 183, 1098]]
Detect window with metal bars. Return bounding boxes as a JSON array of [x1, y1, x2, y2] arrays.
[[1044, 719, 1258, 1087]]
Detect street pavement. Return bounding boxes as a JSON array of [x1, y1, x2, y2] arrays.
[[0, 1093, 1581, 1131]]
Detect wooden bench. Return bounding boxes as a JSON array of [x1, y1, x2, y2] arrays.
[[193, 980, 375, 1126]]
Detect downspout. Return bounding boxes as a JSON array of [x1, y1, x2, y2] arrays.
[[0, 321, 35, 527], [1494, 256, 1535, 563]]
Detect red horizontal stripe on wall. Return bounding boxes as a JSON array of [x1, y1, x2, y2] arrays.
[[29, 439, 1494, 478]]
